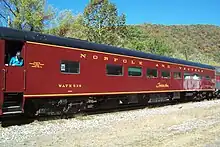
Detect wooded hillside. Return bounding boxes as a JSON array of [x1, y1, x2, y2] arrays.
[[125, 24, 220, 66]]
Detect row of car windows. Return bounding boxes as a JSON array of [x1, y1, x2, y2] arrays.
[[60, 61, 211, 80]]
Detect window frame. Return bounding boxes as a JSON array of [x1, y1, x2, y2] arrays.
[[161, 70, 171, 79], [173, 71, 182, 79], [184, 72, 191, 80], [128, 66, 143, 77], [106, 64, 124, 76], [205, 75, 211, 80], [146, 68, 158, 78], [192, 73, 202, 80], [60, 60, 80, 74]]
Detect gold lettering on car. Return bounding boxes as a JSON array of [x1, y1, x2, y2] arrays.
[[114, 58, 118, 62], [80, 54, 86, 58], [104, 57, 109, 60], [80, 53, 143, 66], [58, 84, 82, 88], [93, 55, 98, 59], [131, 60, 135, 64], [123, 59, 127, 63], [29, 62, 44, 68], [156, 82, 169, 88]]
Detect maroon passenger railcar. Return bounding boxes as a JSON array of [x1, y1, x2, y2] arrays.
[[0, 27, 216, 116]]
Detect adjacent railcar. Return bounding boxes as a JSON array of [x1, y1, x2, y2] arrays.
[[214, 66, 220, 95], [0, 27, 216, 116]]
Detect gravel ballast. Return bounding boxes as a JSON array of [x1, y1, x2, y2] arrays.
[[1, 100, 220, 147]]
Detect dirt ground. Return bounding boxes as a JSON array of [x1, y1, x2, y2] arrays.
[[1, 99, 220, 147]]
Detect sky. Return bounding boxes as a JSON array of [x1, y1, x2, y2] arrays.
[[48, 0, 219, 26]]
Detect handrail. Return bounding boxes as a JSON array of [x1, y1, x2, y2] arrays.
[[23, 70, 26, 90], [2, 69, 6, 90]]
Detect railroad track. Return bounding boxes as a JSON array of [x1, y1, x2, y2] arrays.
[[0, 98, 214, 127]]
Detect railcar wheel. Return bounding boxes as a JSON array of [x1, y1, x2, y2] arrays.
[[23, 100, 38, 118], [137, 94, 150, 105]]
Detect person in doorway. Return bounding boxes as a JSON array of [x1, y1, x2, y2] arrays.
[[9, 51, 24, 66]]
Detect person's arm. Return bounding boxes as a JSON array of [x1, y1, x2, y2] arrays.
[[16, 59, 24, 66], [9, 57, 14, 65]]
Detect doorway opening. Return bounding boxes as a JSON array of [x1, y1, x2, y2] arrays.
[[4, 40, 25, 66]]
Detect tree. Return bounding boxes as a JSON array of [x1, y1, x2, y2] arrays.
[[83, 0, 127, 46], [123, 26, 149, 51], [45, 10, 86, 39], [147, 38, 172, 56], [0, 0, 55, 32]]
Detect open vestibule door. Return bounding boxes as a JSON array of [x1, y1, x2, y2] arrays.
[[1, 40, 26, 115], [4, 40, 26, 92]]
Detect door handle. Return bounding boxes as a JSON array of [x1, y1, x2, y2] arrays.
[[2, 69, 6, 90]]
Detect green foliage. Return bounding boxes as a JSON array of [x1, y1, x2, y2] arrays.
[[45, 10, 87, 41], [46, 10, 86, 39], [147, 38, 172, 56], [136, 24, 220, 65], [122, 26, 172, 56], [0, 0, 55, 32], [48, 10, 75, 36], [1, 0, 219, 66], [122, 26, 148, 51], [83, 0, 127, 46]]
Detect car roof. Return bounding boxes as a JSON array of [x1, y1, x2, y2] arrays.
[[0, 27, 215, 70]]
